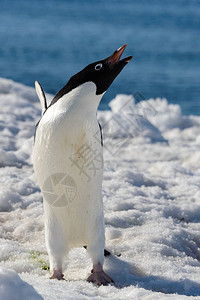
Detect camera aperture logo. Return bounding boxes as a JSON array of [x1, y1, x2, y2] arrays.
[[42, 173, 77, 207]]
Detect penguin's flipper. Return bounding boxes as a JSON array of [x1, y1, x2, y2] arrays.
[[35, 81, 47, 114]]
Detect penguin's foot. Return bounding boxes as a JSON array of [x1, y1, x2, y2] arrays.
[[87, 263, 114, 286], [50, 269, 64, 280]]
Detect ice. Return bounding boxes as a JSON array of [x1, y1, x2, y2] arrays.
[[0, 77, 200, 299]]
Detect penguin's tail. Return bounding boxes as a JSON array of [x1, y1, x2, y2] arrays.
[[83, 246, 121, 257], [83, 246, 111, 257], [35, 81, 47, 115]]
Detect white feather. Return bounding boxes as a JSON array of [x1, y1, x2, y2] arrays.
[[33, 82, 105, 271], [35, 81, 47, 115]]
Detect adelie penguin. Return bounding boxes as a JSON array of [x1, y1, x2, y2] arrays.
[[33, 45, 132, 286]]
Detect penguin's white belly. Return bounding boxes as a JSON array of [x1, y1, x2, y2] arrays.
[[33, 107, 103, 248]]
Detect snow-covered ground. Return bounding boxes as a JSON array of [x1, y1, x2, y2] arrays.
[[1, 77, 200, 299]]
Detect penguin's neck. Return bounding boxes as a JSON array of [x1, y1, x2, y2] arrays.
[[55, 82, 104, 116]]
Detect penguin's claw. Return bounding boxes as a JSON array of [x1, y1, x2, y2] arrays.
[[50, 270, 64, 280], [87, 270, 114, 286]]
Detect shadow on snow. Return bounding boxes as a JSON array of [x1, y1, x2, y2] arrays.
[[105, 254, 200, 297]]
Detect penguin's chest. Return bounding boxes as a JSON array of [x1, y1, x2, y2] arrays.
[[53, 115, 102, 176], [34, 110, 103, 205], [34, 112, 103, 245]]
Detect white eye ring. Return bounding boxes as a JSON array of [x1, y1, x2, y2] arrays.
[[95, 63, 103, 71]]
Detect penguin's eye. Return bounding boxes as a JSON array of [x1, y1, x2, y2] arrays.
[[94, 63, 103, 71]]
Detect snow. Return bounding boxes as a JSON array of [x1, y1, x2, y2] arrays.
[[1, 77, 200, 299], [0, 267, 42, 300]]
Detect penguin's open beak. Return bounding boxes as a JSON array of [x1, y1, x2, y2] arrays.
[[108, 44, 133, 65], [95, 44, 133, 95]]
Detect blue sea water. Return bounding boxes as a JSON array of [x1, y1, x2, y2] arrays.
[[0, 0, 200, 115]]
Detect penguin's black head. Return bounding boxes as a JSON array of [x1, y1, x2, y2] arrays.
[[51, 45, 132, 104], [73, 44, 133, 95]]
